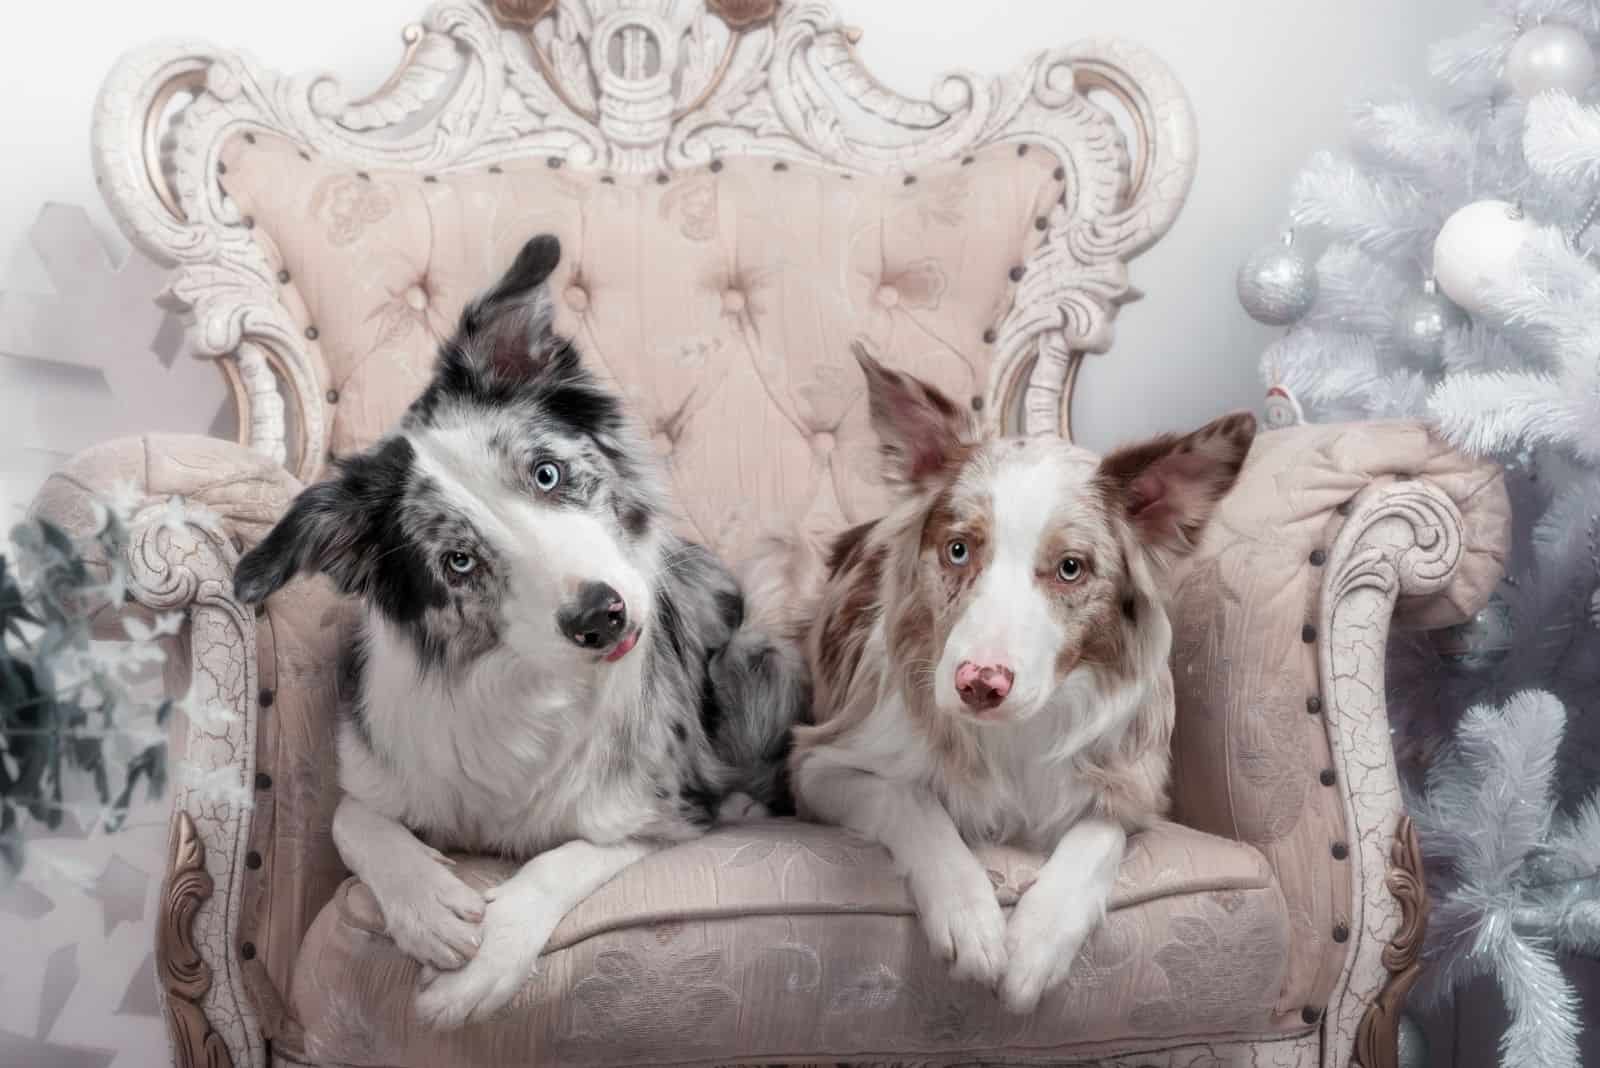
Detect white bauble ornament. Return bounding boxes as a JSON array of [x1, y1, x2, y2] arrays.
[[1394, 278, 1465, 366], [1433, 200, 1532, 315], [1238, 233, 1318, 325], [1263, 385, 1305, 430], [1506, 23, 1597, 97]]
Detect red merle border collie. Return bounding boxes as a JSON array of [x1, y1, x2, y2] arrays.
[[788, 344, 1255, 1013]]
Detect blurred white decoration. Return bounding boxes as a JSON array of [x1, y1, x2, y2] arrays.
[[1430, 586, 1516, 673], [1397, 1011, 1430, 1068], [1262, 384, 1305, 429], [1432, 200, 1533, 315], [1237, 231, 1318, 325], [1505, 22, 1597, 98], [0, 203, 226, 460]]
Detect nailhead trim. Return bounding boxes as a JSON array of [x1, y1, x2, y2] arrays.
[[356, 170, 370, 181], [1301, 624, 1317, 643], [971, 396, 984, 412], [1053, 166, 1066, 181], [488, 165, 503, 174], [243, 216, 255, 229], [1320, 768, 1336, 786], [773, 161, 788, 171], [217, 161, 227, 175], [423, 175, 438, 183], [1332, 841, 1349, 860], [903, 175, 917, 185], [1337, 500, 1353, 516], [277, 269, 290, 284], [258, 689, 274, 708], [305, 326, 319, 341], [1310, 549, 1327, 566], [297, 149, 311, 161], [244, 133, 256, 145], [1035, 216, 1048, 231], [1307, 695, 1323, 714], [1009, 265, 1025, 282], [600, 176, 615, 185], [655, 172, 669, 184], [246, 851, 262, 870], [547, 156, 562, 168], [326, 389, 340, 404], [1332, 921, 1349, 943], [961, 155, 975, 166], [982, 328, 997, 344], [710, 160, 723, 173], [255, 772, 272, 790], [1016, 143, 1029, 156], [241, 942, 256, 960], [1301, 1006, 1320, 1025]]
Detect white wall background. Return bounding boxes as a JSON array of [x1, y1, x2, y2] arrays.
[[0, 1, 1472, 1064]]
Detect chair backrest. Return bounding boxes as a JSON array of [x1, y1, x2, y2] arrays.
[[98, 0, 1194, 565]]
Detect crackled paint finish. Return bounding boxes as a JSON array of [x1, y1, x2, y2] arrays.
[[92, 0, 1196, 478], [128, 501, 264, 1068], [1317, 480, 1464, 1068]]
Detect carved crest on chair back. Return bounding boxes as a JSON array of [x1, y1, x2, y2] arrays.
[[95, 0, 1195, 482]]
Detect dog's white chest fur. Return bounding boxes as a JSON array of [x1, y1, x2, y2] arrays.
[[339, 613, 657, 854]]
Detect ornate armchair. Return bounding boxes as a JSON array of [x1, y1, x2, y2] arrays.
[[33, 1, 1509, 1064]]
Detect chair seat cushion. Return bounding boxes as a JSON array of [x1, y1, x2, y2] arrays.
[[288, 820, 1296, 1066]]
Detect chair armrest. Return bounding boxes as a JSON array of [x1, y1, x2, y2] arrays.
[[1167, 420, 1509, 1065], [29, 434, 310, 1068]]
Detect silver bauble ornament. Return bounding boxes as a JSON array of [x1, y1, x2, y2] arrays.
[[1238, 233, 1318, 326], [1433, 200, 1533, 316], [1397, 1012, 1431, 1068], [1431, 587, 1515, 672], [1506, 23, 1597, 97], [1394, 278, 1465, 365], [1588, 586, 1599, 630]]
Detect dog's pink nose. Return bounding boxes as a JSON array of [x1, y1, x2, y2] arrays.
[[955, 660, 1014, 712]]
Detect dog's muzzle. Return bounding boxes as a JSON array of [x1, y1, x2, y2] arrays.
[[558, 581, 631, 654]]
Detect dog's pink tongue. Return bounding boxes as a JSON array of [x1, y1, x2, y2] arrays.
[[604, 628, 640, 663]]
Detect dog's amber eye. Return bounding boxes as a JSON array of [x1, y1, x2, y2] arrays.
[[1057, 556, 1084, 583], [533, 461, 563, 492], [945, 539, 970, 567], [445, 551, 477, 576]]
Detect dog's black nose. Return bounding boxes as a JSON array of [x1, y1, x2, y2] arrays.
[[558, 582, 628, 649]]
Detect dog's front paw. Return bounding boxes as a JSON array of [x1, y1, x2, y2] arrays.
[[371, 856, 485, 972], [998, 883, 1097, 1014], [412, 880, 565, 1030], [914, 872, 1008, 990]]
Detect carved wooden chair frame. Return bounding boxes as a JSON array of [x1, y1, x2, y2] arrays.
[[86, 2, 1429, 1065]]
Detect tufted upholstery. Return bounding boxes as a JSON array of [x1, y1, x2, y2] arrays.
[[220, 133, 1063, 563]]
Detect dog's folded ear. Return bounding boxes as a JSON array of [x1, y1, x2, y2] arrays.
[[1098, 412, 1257, 558], [235, 437, 442, 619], [853, 340, 976, 490], [438, 234, 576, 394]]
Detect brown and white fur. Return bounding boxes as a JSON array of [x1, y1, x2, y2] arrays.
[[788, 344, 1255, 1013]]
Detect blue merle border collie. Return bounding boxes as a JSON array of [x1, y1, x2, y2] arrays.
[[234, 235, 809, 1029]]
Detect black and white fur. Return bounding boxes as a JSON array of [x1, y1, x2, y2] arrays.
[[234, 235, 808, 1029]]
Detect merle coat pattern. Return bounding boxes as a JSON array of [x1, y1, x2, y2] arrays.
[[234, 235, 808, 1029]]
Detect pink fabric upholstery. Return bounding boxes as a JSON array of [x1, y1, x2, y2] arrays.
[[220, 134, 1062, 563], [287, 820, 1293, 1065], [1167, 420, 1510, 1019]]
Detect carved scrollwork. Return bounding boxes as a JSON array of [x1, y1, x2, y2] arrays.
[[158, 811, 236, 1068], [94, 0, 1195, 478], [1316, 479, 1462, 1068], [1353, 816, 1430, 1068], [127, 498, 264, 1068]]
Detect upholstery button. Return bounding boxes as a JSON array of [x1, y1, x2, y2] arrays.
[[1332, 841, 1350, 860], [1319, 768, 1336, 787], [565, 285, 590, 312], [1302, 623, 1317, 644], [255, 772, 272, 790], [722, 289, 746, 314], [241, 942, 256, 961], [404, 285, 428, 311], [258, 689, 274, 708], [1307, 695, 1323, 714], [325, 389, 339, 405], [1332, 921, 1349, 943], [1301, 1006, 1320, 1025], [1310, 549, 1327, 566], [246, 851, 262, 870], [876, 285, 900, 308]]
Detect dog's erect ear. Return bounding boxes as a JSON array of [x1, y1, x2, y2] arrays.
[[853, 341, 975, 489], [1098, 412, 1257, 558], [442, 234, 574, 391], [234, 477, 363, 605]]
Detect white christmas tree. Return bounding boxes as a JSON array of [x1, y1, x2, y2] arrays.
[[1238, 4, 1600, 1065]]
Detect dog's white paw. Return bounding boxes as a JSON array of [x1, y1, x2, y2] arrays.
[[412, 880, 565, 1030], [716, 791, 769, 823], [914, 872, 1008, 989], [998, 883, 1097, 1014], [370, 857, 485, 972]]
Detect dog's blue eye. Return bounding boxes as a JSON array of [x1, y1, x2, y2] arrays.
[[445, 551, 476, 575], [533, 461, 562, 492], [1057, 556, 1084, 582], [945, 540, 969, 566]]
